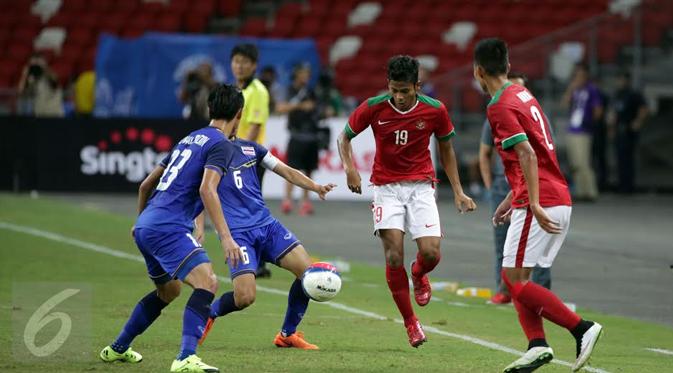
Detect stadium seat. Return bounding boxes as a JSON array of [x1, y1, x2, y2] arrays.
[[347, 2, 382, 28], [239, 18, 268, 37], [184, 13, 210, 33], [218, 0, 242, 17], [33, 27, 67, 53]]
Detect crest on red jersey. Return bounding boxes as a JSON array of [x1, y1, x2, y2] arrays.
[[416, 120, 426, 130]]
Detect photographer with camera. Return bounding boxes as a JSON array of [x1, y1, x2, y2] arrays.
[[17, 53, 64, 117], [179, 62, 216, 121]]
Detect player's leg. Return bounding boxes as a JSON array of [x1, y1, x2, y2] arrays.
[[263, 221, 317, 349], [408, 182, 442, 307], [299, 169, 314, 216], [491, 179, 512, 303], [200, 231, 260, 345], [502, 207, 602, 372], [100, 228, 177, 364], [299, 142, 318, 216]]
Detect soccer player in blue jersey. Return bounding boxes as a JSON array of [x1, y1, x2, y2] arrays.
[[195, 122, 336, 350], [100, 84, 245, 373]]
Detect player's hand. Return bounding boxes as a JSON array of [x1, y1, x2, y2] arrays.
[[346, 168, 362, 194], [193, 226, 205, 245], [222, 237, 242, 268], [316, 183, 337, 200], [492, 199, 512, 226], [530, 204, 562, 234], [454, 192, 477, 214]]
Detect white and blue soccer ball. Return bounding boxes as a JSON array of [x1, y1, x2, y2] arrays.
[[301, 262, 342, 302]]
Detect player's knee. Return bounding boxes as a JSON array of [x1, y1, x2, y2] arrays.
[[206, 273, 219, 294], [235, 290, 256, 309], [158, 282, 181, 303], [385, 249, 404, 267], [420, 245, 440, 262]]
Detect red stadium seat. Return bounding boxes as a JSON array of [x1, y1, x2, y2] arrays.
[[61, 0, 88, 13], [67, 27, 93, 47], [239, 18, 267, 37], [219, 0, 242, 17], [154, 13, 183, 32], [184, 13, 210, 33]]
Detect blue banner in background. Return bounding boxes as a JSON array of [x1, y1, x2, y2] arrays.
[[94, 33, 321, 118]]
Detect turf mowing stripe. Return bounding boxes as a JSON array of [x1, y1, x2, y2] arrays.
[[1, 221, 611, 373]]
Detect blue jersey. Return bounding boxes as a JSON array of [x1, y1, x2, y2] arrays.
[[217, 139, 275, 232], [135, 126, 235, 232]]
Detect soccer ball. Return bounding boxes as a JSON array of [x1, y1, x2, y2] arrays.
[[301, 262, 342, 302]]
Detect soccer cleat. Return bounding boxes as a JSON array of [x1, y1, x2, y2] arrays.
[[410, 261, 432, 306], [197, 317, 215, 346], [503, 346, 554, 372], [281, 199, 293, 214], [99, 345, 143, 363], [273, 331, 319, 350], [299, 201, 314, 216], [170, 354, 219, 372], [405, 318, 427, 348], [489, 292, 512, 305], [572, 322, 603, 372]]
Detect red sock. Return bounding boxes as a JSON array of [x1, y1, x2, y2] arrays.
[[512, 281, 581, 330], [411, 251, 441, 278], [385, 264, 415, 324], [513, 299, 546, 341]]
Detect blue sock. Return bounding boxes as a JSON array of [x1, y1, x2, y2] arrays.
[[210, 291, 240, 318], [111, 290, 168, 353], [281, 279, 309, 337], [177, 289, 214, 361]]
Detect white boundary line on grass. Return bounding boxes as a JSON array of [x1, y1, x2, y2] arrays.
[[0, 221, 610, 373], [645, 348, 673, 356]]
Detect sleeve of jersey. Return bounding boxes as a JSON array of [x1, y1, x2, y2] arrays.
[[204, 141, 235, 175], [159, 151, 173, 167], [489, 105, 528, 150], [344, 101, 372, 139], [248, 88, 270, 125], [435, 104, 456, 141]]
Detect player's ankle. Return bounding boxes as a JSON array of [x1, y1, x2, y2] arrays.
[[570, 319, 593, 340], [528, 338, 549, 350]]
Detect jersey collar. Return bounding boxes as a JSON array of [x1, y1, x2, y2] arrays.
[[488, 81, 512, 106], [387, 96, 420, 115]]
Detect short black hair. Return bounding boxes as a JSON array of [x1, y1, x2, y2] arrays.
[[208, 84, 244, 120], [508, 71, 528, 86], [387, 55, 419, 83], [474, 38, 509, 76], [230, 43, 258, 63]]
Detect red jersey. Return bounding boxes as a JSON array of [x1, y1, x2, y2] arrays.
[[487, 82, 571, 208], [346, 94, 455, 185]]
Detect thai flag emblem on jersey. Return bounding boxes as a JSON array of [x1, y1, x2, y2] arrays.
[[241, 146, 256, 156]]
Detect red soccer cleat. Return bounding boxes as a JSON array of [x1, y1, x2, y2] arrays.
[[489, 292, 512, 305], [197, 317, 215, 346], [281, 199, 293, 214], [410, 261, 432, 306], [405, 318, 427, 348], [299, 201, 314, 216]]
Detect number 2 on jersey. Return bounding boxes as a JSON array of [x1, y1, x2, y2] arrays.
[[530, 106, 554, 150], [156, 149, 193, 191]]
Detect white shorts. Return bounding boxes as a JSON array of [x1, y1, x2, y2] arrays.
[[372, 181, 441, 240], [502, 205, 572, 268]]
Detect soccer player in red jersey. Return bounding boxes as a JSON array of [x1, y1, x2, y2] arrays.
[[337, 55, 476, 348], [473, 38, 603, 372]]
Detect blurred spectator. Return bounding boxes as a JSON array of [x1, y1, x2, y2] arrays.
[[418, 65, 437, 98], [607, 71, 648, 194], [561, 63, 602, 201], [17, 53, 64, 117], [179, 62, 216, 120], [259, 65, 286, 113], [74, 70, 95, 116], [479, 72, 551, 305], [314, 67, 343, 119], [276, 64, 319, 216], [593, 90, 610, 191]]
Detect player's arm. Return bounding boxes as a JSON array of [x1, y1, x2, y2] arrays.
[[336, 129, 361, 194], [199, 169, 242, 267], [244, 123, 262, 142], [259, 150, 335, 200], [438, 139, 477, 213], [512, 141, 561, 234], [137, 165, 165, 214], [478, 143, 493, 190], [244, 89, 269, 142]]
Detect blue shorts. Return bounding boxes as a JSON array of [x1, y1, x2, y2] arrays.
[[134, 227, 211, 285], [229, 219, 300, 278]]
